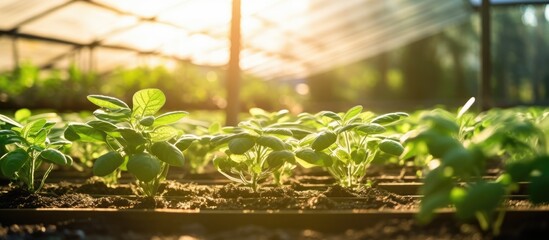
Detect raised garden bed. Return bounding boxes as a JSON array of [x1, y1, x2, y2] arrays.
[[1, 175, 549, 239], [3, 92, 549, 239]]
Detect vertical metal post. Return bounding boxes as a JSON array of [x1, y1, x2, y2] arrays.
[[225, 0, 242, 126], [480, 0, 492, 110], [11, 35, 19, 70]]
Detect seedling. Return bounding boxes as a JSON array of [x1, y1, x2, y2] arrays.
[[211, 109, 300, 191], [0, 109, 72, 192], [64, 88, 188, 196], [296, 106, 407, 188], [175, 121, 222, 174]]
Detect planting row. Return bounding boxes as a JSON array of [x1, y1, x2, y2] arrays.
[[2, 88, 549, 234]]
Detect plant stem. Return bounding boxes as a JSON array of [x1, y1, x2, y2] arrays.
[[29, 153, 36, 192], [37, 164, 54, 192]]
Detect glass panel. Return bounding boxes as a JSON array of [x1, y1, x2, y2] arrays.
[[0, 37, 14, 71], [104, 22, 187, 52], [0, 0, 66, 30], [18, 39, 72, 67], [158, 0, 232, 32], [94, 0, 183, 18], [21, 2, 136, 44]]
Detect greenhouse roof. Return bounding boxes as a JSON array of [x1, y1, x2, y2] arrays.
[[0, 0, 471, 81]]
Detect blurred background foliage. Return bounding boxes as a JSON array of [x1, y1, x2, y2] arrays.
[[0, 5, 548, 114]]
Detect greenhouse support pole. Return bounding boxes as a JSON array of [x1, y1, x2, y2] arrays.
[[11, 35, 19, 70], [225, 0, 242, 126], [479, 0, 492, 111]]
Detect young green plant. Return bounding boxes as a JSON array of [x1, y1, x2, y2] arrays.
[[211, 109, 300, 191], [64, 88, 188, 196], [0, 109, 72, 192], [296, 106, 407, 188]]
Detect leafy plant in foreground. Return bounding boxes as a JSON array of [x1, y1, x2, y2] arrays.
[[408, 98, 533, 235], [212, 109, 301, 191], [64, 88, 188, 196], [0, 109, 72, 192], [296, 106, 407, 188]]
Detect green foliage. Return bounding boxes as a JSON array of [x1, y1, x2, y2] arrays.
[[295, 105, 407, 188], [408, 98, 549, 236], [212, 108, 300, 191], [0, 109, 72, 192], [64, 88, 188, 196]]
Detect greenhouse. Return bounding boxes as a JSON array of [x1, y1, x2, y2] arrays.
[[1, 0, 549, 239]]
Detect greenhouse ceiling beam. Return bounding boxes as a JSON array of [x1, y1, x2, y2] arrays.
[[469, 0, 549, 8], [8, 0, 77, 31], [84, 0, 306, 75], [0, 30, 186, 68]]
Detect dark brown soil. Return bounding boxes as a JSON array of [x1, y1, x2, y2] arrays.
[[0, 218, 490, 240], [0, 179, 418, 210], [1, 177, 549, 239]]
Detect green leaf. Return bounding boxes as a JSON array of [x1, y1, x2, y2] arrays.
[[266, 150, 295, 169], [249, 108, 269, 118], [318, 111, 342, 122], [422, 114, 459, 134], [457, 97, 475, 118], [355, 123, 386, 135], [39, 149, 68, 165], [351, 148, 367, 164], [139, 116, 155, 126], [442, 148, 476, 176], [127, 153, 162, 182], [256, 136, 285, 151], [263, 128, 293, 136], [0, 114, 23, 128], [421, 132, 463, 159], [0, 130, 24, 145], [175, 135, 199, 151], [152, 111, 188, 127], [150, 125, 180, 142], [529, 158, 549, 203], [343, 105, 363, 122], [93, 151, 125, 176], [87, 120, 118, 132], [334, 148, 351, 163], [151, 141, 185, 167], [118, 128, 147, 152], [64, 123, 106, 143], [208, 122, 221, 134], [335, 123, 361, 134], [287, 128, 312, 140], [379, 139, 404, 156], [132, 88, 166, 118], [295, 148, 333, 168], [371, 112, 408, 125], [228, 137, 256, 154], [32, 128, 48, 146], [14, 108, 32, 123], [452, 182, 505, 220], [417, 189, 452, 224], [87, 95, 129, 110], [93, 109, 131, 123], [420, 167, 454, 196], [311, 131, 337, 151], [1, 149, 29, 177], [22, 119, 47, 139]]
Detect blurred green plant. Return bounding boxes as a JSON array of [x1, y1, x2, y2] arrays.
[[407, 98, 549, 236], [0, 109, 72, 192]]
